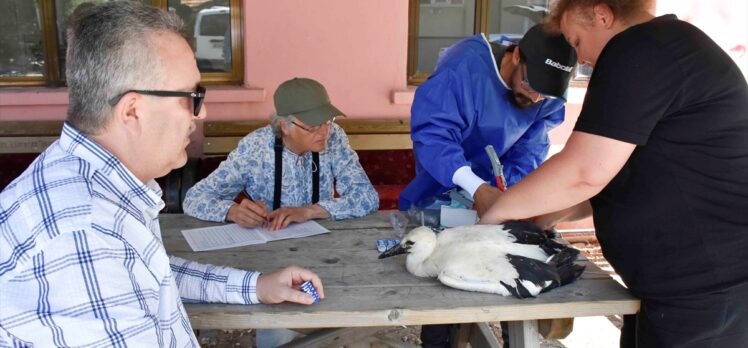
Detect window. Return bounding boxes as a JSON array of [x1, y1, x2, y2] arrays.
[[172, 0, 243, 83], [0, 0, 243, 87], [408, 0, 559, 85]]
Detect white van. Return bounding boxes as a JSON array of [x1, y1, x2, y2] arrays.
[[194, 6, 230, 70]]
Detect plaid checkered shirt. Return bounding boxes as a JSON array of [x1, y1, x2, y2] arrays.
[[0, 123, 261, 347]]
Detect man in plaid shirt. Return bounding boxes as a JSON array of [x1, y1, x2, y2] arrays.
[[0, 2, 323, 347]]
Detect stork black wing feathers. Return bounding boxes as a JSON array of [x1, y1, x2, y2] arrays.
[[502, 220, 567, 255], [545, 248, 586, 292], [501, 254, 560, 299], [501, 221, 587, 298]]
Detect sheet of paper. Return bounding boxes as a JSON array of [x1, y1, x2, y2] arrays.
[[260, 220, 330, 241], [440, 205, 478, 227], [182, 224, 266, 252], [181, 221, 330, 252]]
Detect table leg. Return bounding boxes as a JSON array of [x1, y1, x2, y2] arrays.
[[507, 320, 540, 348], [469, 323, 502, 348]]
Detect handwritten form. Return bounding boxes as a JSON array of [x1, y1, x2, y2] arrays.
[[181, 221, 330, 251]]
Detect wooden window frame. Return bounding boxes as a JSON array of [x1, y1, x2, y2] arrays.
[[408, 0, 491, 86], [408, 0, 589, 87], [0, 0, 244, 87]]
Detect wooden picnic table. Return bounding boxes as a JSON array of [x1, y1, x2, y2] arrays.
[[160, 212, 639, 348]]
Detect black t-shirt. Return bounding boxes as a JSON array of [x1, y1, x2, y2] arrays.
[[575, 15, 748, 298]]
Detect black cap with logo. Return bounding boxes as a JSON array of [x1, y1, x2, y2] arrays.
[[274, 78, 346, 126], [518, 24, 577, 100]]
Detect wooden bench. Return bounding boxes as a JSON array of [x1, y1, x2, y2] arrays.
[[0, 121, 62, 192], [0, 121, 191, 213], [203, 119, 413, 153], [0, 119, 417, 212], [201, 119, 416, 210], [0, 121, 62, 154]]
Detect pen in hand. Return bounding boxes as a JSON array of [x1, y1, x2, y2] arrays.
[[227, 195, 270, 228]]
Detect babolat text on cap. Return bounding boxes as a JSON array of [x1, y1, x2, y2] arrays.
[[518, 24, 577, 99]]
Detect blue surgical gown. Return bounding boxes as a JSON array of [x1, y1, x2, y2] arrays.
[[399, 34, 566, 210]]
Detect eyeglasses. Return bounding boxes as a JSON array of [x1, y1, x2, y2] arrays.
[[292, 117, 336, 133], [109, 85, 206, 117], [519, 64, 556, 101]]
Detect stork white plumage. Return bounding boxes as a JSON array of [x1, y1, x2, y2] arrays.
[[378, 221, 585, 298]]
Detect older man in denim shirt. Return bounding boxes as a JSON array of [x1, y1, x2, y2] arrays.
[[184, 77, 379, 230]]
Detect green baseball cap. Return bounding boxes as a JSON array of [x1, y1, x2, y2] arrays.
[[274, 77, 346, 126]]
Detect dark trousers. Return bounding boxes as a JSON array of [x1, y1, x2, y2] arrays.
[[620, 282, 748, 348], [421, 322, 510, 348]]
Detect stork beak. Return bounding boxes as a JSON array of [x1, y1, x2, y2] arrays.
[[378, 244, 408, 259]]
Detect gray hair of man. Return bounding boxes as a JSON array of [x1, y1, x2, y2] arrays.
[[269, 112, 298, 137], [66, 1, 185, 135]]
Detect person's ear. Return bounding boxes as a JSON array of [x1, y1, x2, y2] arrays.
[[592, 3, 615, 29], [112, 92, 143, 137], [279, 119, 290, 136]]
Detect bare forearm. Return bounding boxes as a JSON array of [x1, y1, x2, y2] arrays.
[[532, 201, 593, 230], [480, 132, 635, 224], [562, 200, 593, 221], [484, 154, 601, 222]]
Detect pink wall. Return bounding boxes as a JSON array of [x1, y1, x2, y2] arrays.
[[0, 0, 414, 123], [242, 0, 413, 119], [1, 0, 744, 150], [0, 0, 578, 148], [0, 0, 616, 151]]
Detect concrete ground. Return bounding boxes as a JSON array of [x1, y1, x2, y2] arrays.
[[556, 316, 622, 348]]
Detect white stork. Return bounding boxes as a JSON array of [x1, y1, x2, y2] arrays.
[[379, 221, 585, 298]]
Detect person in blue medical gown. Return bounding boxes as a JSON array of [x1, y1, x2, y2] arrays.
[[399, 24, 577, 218], [400, 24, 576, 348]]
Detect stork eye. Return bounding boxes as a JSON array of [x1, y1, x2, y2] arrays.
[[405, 240, 415, 246]]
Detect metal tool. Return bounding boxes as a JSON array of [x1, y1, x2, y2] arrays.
[[485, 145, 507, 192]]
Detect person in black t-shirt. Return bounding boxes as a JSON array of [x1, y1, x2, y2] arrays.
[[480, 0, 748, 347]]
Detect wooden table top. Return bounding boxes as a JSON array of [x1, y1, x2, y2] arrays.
[[160, 212, 639, 329]]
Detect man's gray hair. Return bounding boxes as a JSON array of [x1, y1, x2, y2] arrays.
[[269, 112, 296, 137], [66, 1, 185, 134]]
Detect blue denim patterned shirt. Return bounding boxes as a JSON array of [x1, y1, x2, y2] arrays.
[[0, 123, 260, 347], [183, 124, 378, 222]]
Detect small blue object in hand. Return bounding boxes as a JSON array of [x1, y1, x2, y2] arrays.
[[300, 281, 320, 303]]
